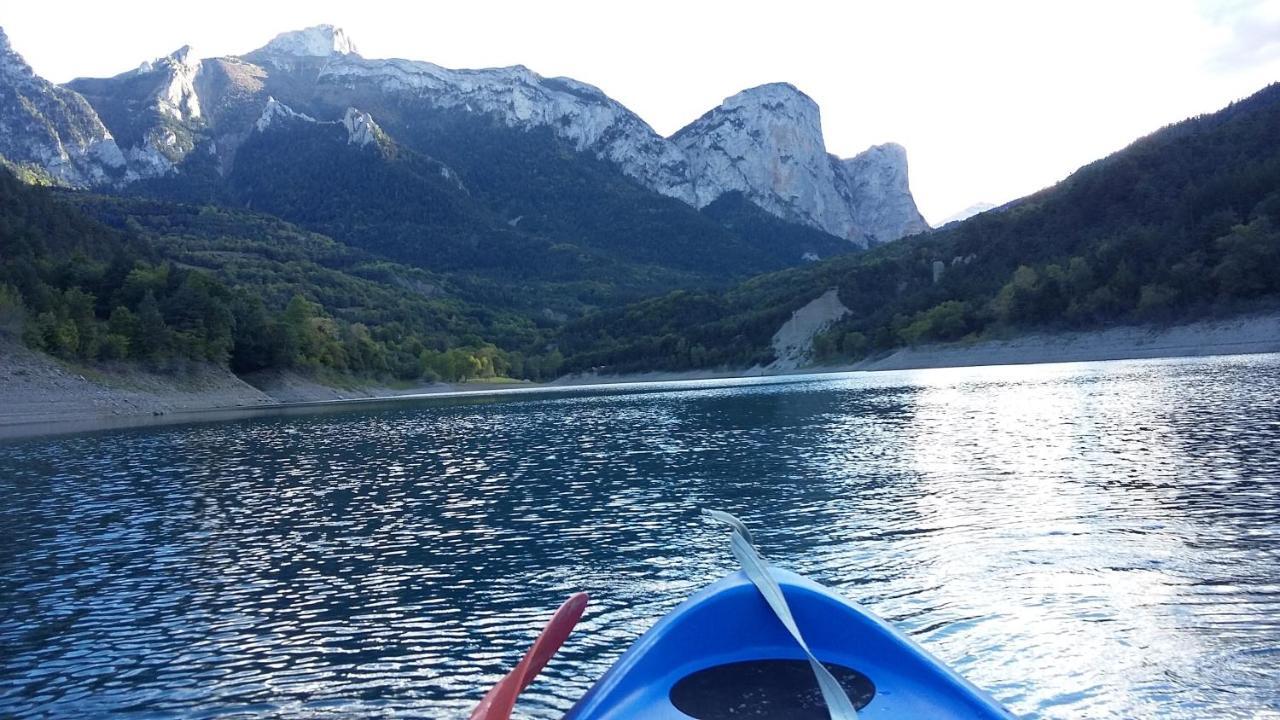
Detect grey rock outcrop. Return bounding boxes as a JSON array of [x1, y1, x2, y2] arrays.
[[673, 83, 928, 246], [835, 142, 931, 244], [0, 26, 125, 186], [287, 40, 697, 204], [65, 44, 213, 180], [768, 288, 851, 369]]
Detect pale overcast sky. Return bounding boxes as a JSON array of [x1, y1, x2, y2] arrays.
[[5, 0, 1280, 224]]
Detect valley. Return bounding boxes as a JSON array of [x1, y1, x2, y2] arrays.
[[1, 23, 1278, 430]]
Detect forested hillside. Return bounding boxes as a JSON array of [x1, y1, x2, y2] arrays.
[[557, 83, 1280, 374], [0, 171, 566, 383], [124, 106, 857, 320]]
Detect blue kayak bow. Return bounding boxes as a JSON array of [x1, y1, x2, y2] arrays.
[[703, 509, 860, 720]]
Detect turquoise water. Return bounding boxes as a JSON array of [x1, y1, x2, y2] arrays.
[[3, 355, 1279, 718]]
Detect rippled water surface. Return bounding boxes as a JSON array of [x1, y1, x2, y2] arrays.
[[3, 355, 1280, 719]]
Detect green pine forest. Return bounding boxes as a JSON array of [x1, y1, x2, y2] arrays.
[[0, 174, 562, 382]]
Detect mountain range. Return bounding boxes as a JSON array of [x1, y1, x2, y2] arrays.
[[0, 22, 929, 384], [2, 23, 1277, 388], [0, 24, 927, 247]]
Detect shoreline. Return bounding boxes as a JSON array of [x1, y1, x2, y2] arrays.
[[555, 312, 1280, 384], [3, 313, 1278, 439], [843, 313, 1280, 372]]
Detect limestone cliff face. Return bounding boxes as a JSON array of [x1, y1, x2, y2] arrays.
[[0, 26, 125, 186], [672, 84, 845, 232], [672, 84, 928, 246], [834, 143, 930, 245]]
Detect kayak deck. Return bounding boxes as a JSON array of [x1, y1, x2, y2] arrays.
[[565, 569, 1013, 719]]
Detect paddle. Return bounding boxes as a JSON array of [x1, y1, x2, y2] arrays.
[[704, 509, 860, 719], [469, 592, 590, 720]]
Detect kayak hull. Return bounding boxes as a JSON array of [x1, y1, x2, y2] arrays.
[[564, 569, 1014, 719]]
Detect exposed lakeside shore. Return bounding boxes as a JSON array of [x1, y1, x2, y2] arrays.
[[0, 338, 536, 439], [848, 312, 1280, 372], [559, 312, 1280, 385], [3, 313, 1279, 439]]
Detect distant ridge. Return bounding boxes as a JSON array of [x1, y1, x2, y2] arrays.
[[0, 23, 927, 247]]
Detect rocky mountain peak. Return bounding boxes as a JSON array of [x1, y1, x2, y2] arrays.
[[672, 82, 843, 231], [135, 45, 199, 75], [255, 96, 313, 131], [721, 82, 819, 115], [673, 82, 823, 146], [0, 26, 125, 186], [0, 26, 33, 79], [152, 46, 203, 121], [167, 45, 196, 66], [852, 141, 907, 167], [342, 107, 380, 147], [835, 143, 929, 244], [258, 25, 359, 58], [670, 84, 928, 245]]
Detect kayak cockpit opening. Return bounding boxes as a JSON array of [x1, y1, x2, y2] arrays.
[[669, 659, 876, 719]]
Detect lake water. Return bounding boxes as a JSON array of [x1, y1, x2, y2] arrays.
[[3, 355, 1280, 719]]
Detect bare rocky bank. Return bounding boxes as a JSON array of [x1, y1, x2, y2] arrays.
[[0, 337, 530, 435], [850, 313, 1280, 372], [560, 313, 1280, 385], [3, 313, 1279, 437], [0, 338, 275, 426]]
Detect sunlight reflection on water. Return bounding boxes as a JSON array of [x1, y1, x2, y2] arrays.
[[2, 354, 1279, 718]]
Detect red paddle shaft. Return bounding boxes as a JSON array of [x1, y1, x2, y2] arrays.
[[469, 593, 590, 720]]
